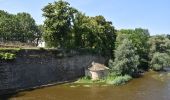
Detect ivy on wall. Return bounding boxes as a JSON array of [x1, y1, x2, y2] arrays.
[[0, 52, 16, 60]]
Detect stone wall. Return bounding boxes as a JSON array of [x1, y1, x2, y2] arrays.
[[0, 49, 107, 94]]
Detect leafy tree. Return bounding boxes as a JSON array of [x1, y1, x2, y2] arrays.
[[92, 15, 116, 55], [150, 52, 170, 71], [117, 28, 150, 70], [73, 12, 91, 48], [42, 0, 77, 48], [73, 14, 116, 55], [0, 10, 18, 42], [34, 25, 44, 46], [148, 35, 170, 71], [16, 12, 39, 42], [148, 35, 170, 55], [42, 0, 116, 56], [109, 37, 139, 76], [0, 10, 39, 43]]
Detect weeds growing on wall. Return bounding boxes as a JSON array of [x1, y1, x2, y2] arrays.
[[0, 52, 16, 60], [0, 48, 20, 60]]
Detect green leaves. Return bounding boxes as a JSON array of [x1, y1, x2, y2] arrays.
[[0, 52, 16, 60], [42, 1, 116, 55], [42, 0, 77, 48], [110, 38, 139, 76], [149, 35, 170, 71], [151, 52, 170, 71], [117, 28, 150, 70], [0, 10, 39, 43]]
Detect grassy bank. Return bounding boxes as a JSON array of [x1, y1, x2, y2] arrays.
[[76, 74, 132, 85]]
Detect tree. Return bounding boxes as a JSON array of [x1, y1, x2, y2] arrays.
[[117, 28, 150, 70], [73, 12, 91, 48], [150, 52, 170, 71], [0, 10, 39, 43], [35, 25, 44, 46], [0, 10, 18, 42], [92, 15, 116, 55], [42, 0, 116, 56], [109, 37, 139, 76], [148, 35, 170, 71], [42, 0, 77, 48], [73, 14, 116, 55], [16, 12, 39, 42], [148, 35, 170, 54]]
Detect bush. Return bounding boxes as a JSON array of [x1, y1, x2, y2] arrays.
[[152, 64, 163, 71], [76, 73, 132, 85], [76, 76, 106, 84], [111, 75, 132, 85], [76, 76, 92, 83], [150, 52, 170, 71], [0, 52, 16, 60], [110, 39, 139, 76]]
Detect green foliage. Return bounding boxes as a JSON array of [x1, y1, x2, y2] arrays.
[[148, 35, 170, 55], [16, 12, 39, 42], [109, 75, 132, 85], [0, 48, 20, 60], [76, 74, 132, 85], [35, 25, 44, 46], [42, 1, 116, 55], [0, 10, 39, 43], [76, 76, 93, 83], [0, 52, 16, 60], [148, 35, 170, 71], [110, 38, 139, 76], [150, 52, 170, 71], [117, 28, 150, 70], [42, 0, 77, 48], [76, 76, 105, 84], [73, 14, 116, 55]]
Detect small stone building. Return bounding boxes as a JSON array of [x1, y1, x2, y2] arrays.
[[85, 62, 109, 80]]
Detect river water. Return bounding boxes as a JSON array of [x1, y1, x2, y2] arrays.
[[2, 71, 170, 100]]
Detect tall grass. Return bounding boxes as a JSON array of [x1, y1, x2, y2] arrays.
[[76, 73, 132, 85], [110, 75, 132, 85]]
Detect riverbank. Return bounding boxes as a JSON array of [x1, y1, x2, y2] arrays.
[[2, 71, 170, 100], [75, 74, 132, 85]]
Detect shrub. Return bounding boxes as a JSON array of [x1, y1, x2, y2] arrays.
[[109, 39, 139, 76], [152, 64, 162, 71], [150, 52, 170, 71], [76, 76, 106, 84], [111, 75, 132, 85], [0, 52, 16, 60], [76, 76, 92, 83]]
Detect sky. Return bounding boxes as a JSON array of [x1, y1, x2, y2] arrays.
[[0, 0, 170, 35]]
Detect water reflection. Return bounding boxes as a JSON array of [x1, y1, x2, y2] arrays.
[[1, 71, 170, 100]]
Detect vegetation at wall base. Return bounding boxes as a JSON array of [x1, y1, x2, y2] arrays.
[[75, 76, 106, 84], [76, 74, 132, 86], [107, 75, 132, 85]]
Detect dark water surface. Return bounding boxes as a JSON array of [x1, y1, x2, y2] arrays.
[[3, 71, 170, 100]]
